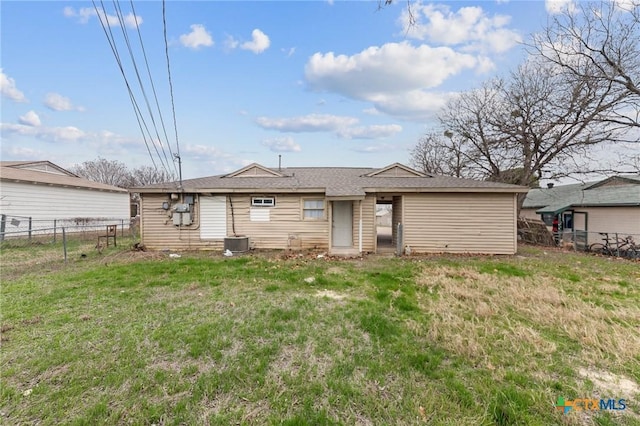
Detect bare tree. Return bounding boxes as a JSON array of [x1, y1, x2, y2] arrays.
[[129, 165, 173, 186], [70, 158, 132, 188], [409, 132, 476, 178], [415, 58, 629, 209], [531, 0, 640, 132]]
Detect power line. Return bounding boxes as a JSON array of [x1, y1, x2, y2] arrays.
[[111, 0, 174, 177], [92, 0, 161, 172], [163, 0, 182, 178], [128, 0, 177, 178], [92, 0, 181, 180]]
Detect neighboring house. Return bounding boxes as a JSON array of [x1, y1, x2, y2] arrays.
[[0, 161, 130, 235], [376, 209, 392, 227], [134, 163, 528, 255], [520, 175, 640, 241]]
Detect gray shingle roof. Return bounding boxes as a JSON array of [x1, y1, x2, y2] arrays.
[[134, 164, 528, 196], [0, 161, 128, 193], [522, 175, 640, 214]]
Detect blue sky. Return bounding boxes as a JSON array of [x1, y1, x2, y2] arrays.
[[2, 0, 574, 179]]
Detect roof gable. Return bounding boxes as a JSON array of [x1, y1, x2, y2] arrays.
[[1, 161, 77, 177], [224, 163, 285, 178], [365, 163, 427, 178], [585, 175, 640, 190]]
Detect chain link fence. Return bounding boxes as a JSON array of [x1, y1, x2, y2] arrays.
[[0, 215, 138, 262], [571, 230, 640, 259], [518, 218, 639, 259]]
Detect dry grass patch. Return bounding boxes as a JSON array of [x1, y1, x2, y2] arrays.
[[420, 265, 640, 368]]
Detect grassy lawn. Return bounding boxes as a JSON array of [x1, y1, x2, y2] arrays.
[[1, 241, 639, 425]]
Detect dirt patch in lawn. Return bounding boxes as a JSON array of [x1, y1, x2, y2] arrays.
[[579, 368, 640, 396], [315, 290, 347, 300]]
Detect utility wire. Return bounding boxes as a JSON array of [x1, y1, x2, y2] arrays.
[[163, 0, 181, 162], [92, 0, 161, 172], [128, 0, 178, 177], [112, 0, 174, 177]]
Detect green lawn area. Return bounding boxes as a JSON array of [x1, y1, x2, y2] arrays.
[[1, 241, 639, 425]]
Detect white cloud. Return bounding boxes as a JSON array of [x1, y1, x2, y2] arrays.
[[399, 4, 522, 53], [256, 113, 403, 140], [44, 93, 84, 112], [612, 0, 638, 12], [352, 143, 396, 153], [179, 24, 214, 49], [0, 69, 27, 102], [305, 42, 477, 98], [256, 114, 358, 132], [241, 29, 271, 54], [4, 146, 44, 159], [183, 144, 249, 173], [63, 6, 142, 29], [305, 42, 477, 119], [545, 0, 576, 14], [224, 35, 239, 50], [184, 144, 230, 158], [282, 47, 296, 57], [262, 137, 302, 152], [336, 124, 403, 140], [18, 111, 41, 127], [1, 117, 139, 148], [367, 91, 456, 120], [1, 123, 86, 142]]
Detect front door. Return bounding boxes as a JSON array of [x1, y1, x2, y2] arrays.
[[332, 201, 353, 247]]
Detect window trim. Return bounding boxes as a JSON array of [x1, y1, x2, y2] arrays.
[[302, 198, 326, 220], [251, 196, 276, 207]]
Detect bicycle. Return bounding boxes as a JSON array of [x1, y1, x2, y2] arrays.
[[588, 233, 616, 256], [618, 235, 640, 259]]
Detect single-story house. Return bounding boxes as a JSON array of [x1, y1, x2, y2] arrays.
[[134, 163, 528, 255], [0, 161, 130, 236], [520, 175, 640, 242]]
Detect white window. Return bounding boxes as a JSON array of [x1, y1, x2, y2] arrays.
[[251, 197, 275, 207], [303, 199, 325, 219]]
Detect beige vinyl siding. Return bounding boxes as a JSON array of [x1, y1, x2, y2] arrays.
[[519, 208, 542, 221], [227, 194, 329, 250], [403, 193, 517, 255], [140, 193, 223, 250], [391, 196, 403, 246], [356, 195, 376, 252], [573, 207, 640, 236], [347, 196, 376, 252], [373, 166, 421, 177]]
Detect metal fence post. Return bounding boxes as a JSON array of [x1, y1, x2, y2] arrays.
[[62, 227, 67, 263], [28, 217, 32, 240], [396, 223, 403, 256], [615, 233, 619, 257], [53, 219, 57, 243], [0, 214, 5, 242]]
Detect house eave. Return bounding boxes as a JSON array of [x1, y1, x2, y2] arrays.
[[536, 202, 640, 214]]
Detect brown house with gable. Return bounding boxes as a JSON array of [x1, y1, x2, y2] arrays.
[[133, 163, 528, 255]]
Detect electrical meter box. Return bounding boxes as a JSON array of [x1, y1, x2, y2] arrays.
[[175, 203, 190, 213], [172, 212, 192, 226]]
